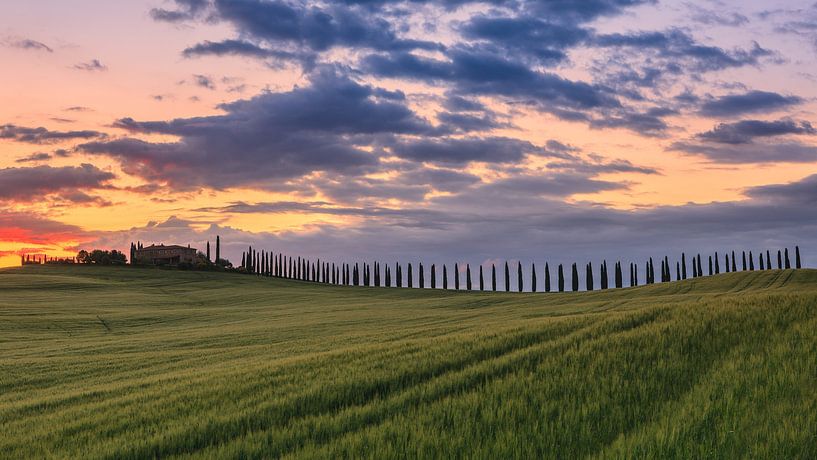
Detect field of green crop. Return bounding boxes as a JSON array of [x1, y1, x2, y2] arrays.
[[1, 265, 815, 459]]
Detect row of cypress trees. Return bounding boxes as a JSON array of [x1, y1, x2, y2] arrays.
[[238, 246, 804, 292]]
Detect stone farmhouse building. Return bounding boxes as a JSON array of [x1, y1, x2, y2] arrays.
[[134, 244, 197, 265]]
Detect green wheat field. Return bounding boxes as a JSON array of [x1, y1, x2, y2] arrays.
[[1, 265, 816, 458]]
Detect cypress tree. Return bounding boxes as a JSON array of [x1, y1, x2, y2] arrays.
[[517, 261, 523, 292], [558, 264, 565, 292], [385, 265, 391, 287], [692, 257, 698, 278], [242, 252, 246, 268], [629, 263, 634, 287], [725, 253, 730, 273], [397, 263, 402, 288], [467, 264, 472, 290], [615, 261, 623, 288], [681, 253, 687, 279], [796, 246, 802, 269], [778, 250, 782, 269], [649, 258, 655, 284], [216, 235, 220, 264], [479, 265, 484, 291], [749, 251, 755, 271], [731, 251, 737, 272], [586, 262, 593, 291], [408, 263, 413, 288], [571, 263, 579, 292], [206, 241, 211, 262], [603, 261, 609, 289], [545, 263, 551, 293], [766, 250, 772, 270], [455, 263, 460, 290], [676, 261, 680, 281], [714, 252, 720, 274], [505, 262, 510, 292], [443, 265, 448, 290], [419, 263, 425, 288], [431, 264, 437, 289], [742, 251, 747, 271], [492, 264, 497, 292], [760, 252, 765, 270], [634, 263, 639, 286], [785, 248, 791, 269], [531, 263, 536, 292], [697, 254, 702, 277], [331, 263, 335, 284]]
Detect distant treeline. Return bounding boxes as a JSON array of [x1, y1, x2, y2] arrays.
[[236, 246, 804, 292], [20, 250, 127, 266]]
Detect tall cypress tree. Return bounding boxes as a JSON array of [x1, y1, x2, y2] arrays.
[[466, 264, 472, 290], [397, 263, 402, 288], [505, 262, 510, 292], [742, 251, 747, 271], [796, 246, 802, 269], [431, 264, 437, 289], [785, 248, 791, 269], [615, 261, 623, 288], [443, 264, 448, 290], [385, 265, 391, 287], [681, 253, 687, 279], [629, 263, 634, 287], [725, 253, 730, 273], [778, 250, 782, 269], [697, 254, 702, 277], [558, 264, 565, 292], [215, 235, 220, 264], [531, 263, 537, 292], [766, 250, 772, 270], [649, 258, 655, 284], [731, 251, 737, 272], [479, 265, 484, 291], [454, 263, 460, 290], [492, 264, 497, 292], [241, 252, 246, 269], [571, 263, 579, 292], [749, 251, 755, 271], [634, 263, 639, 286], [517, 261, 523, 292], [408, 263, 413, 288], [676, 261, 680, 281], [714, 252, 719, 274], [586, 262, 593, 291], [760, 252, 765, 270], [544, 263, 551, 293], [206, 241, 211, 262], [420, 263, 425, 288]]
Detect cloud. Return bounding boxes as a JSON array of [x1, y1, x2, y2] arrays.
[[15, 152, 52, 163], [0, 164, 115, 202], [0, 124, 105, 144], [193, 74, 215, 89], [670, 141, 817, 164], [746, 173, 817, 205], [0, 209, 89, 246], [389, 137, 559, 165], [73, 59, 107, 71], [79, 68, 434, 189], [696, 119, 816, 144], [150, 0, 209, 22], [699, 90, 803, 117], [9, 38, 53, 52]]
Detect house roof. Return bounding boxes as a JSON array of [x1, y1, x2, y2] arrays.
[[138, 244, 196, 251]]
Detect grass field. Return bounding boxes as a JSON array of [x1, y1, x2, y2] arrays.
[[1, 265, 815, 459]]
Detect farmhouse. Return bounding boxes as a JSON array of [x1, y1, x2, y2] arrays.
[[134, 244, 197, 265]]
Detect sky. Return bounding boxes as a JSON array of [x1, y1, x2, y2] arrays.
[[1, 0, 816, 272]]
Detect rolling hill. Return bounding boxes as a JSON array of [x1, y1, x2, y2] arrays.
[[1, 265, 815, 458]]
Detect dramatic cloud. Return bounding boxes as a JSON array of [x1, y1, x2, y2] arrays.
[[15, 152, 52, 163], [0, 164, 115, 202], [0, 124, 104, 144], [389, 137, 557, 165], [79, 68, 434, 189], [0, 209, 88, 246], [699, 90, 803, 117]]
